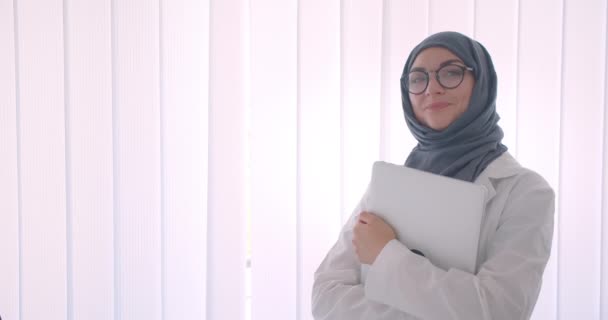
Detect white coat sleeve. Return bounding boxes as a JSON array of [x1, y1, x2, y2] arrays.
[[364, 171, 555, 319], [311, 192, 419, 320]]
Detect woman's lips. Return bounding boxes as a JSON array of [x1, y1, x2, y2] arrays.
[[425, 101, 449, 111]]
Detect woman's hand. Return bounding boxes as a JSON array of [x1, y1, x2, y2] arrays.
[[352, 211, 397, 265]]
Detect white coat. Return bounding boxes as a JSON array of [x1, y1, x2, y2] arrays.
[[312, 152, 555, 320]]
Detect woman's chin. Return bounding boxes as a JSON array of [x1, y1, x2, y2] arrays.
[[427, 120, 450, 131]]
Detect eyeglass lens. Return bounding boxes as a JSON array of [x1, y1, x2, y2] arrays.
[[406, 65, 467, 94]]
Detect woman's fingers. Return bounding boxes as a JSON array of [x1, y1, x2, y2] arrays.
[[358, 211, 376, 224]]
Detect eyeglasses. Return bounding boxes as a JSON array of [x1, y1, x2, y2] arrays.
[[402, 64, 474, 95]]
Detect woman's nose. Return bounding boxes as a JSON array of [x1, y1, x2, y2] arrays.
[[425, 73, 444, 95]]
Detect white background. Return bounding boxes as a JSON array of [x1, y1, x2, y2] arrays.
[[0, 0, 607, 319]]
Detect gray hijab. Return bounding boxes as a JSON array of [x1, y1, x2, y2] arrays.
[[402, 31, 507, 182]]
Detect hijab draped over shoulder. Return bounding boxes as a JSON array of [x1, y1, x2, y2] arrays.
[[402, 31, 507, 182]]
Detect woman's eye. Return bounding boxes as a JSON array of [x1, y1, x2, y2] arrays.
[[410, 76, 425, 84], [443, 68, 463, 77]]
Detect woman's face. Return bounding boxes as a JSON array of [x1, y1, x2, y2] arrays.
[[408, 47, 475, 131]]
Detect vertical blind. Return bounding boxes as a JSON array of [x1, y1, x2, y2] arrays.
[[1, 0, 607, 319]]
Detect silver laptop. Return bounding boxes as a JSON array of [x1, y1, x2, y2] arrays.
[[361, 161, 487, 281]]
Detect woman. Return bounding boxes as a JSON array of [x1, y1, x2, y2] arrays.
[[311, 31, 554, 319]]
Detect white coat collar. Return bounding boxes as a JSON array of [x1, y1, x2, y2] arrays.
[[474, 152, 522, 203]]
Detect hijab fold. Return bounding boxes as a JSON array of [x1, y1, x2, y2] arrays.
[[402, 31, 507, 182]]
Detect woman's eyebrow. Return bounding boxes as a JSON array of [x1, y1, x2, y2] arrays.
[[439, 59, 464, 67], [410, 59, 465, 72]]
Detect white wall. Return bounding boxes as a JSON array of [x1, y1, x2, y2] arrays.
[[1, 0, 607, 319]]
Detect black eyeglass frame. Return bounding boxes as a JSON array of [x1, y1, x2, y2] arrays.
[[402, 64, 474, 95]]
